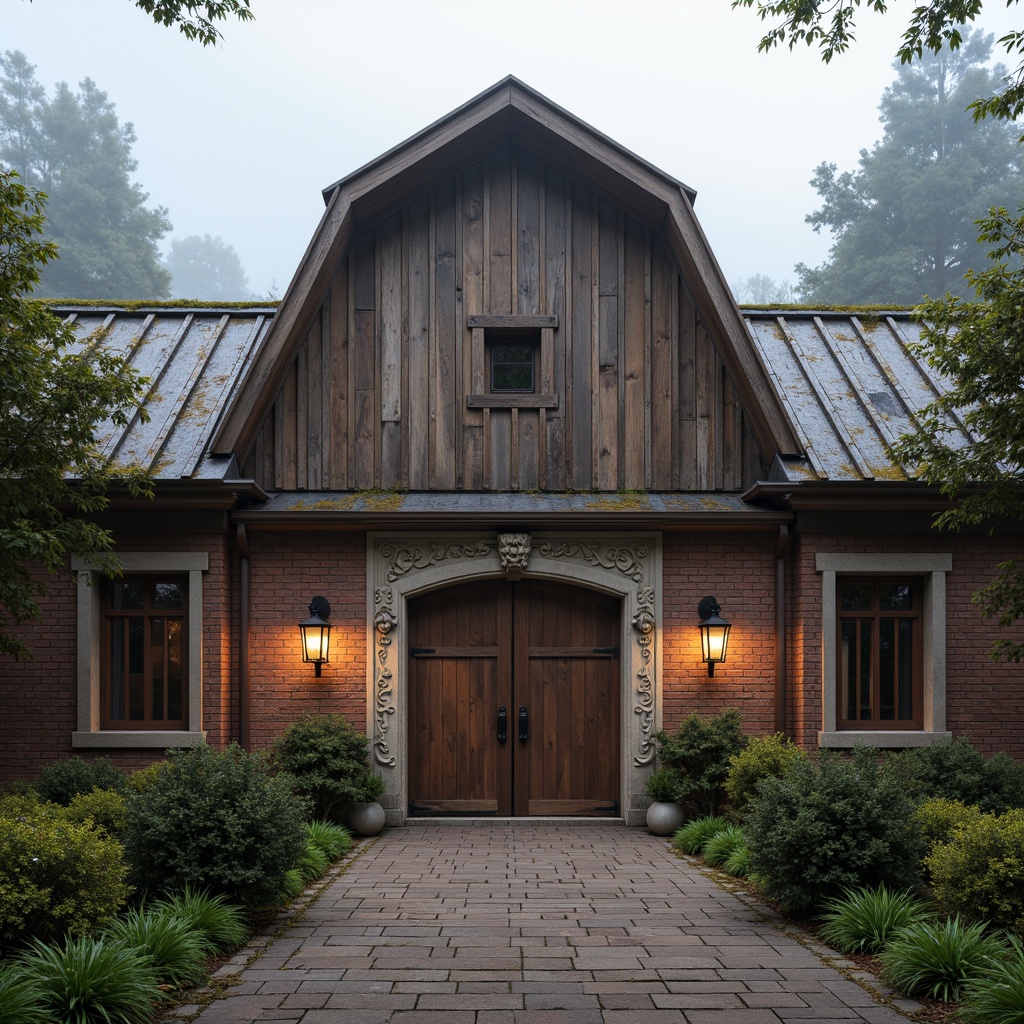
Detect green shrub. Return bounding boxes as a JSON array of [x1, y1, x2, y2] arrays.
[[122, 743, 307, 908], [17, 934, 161, 1024], [702, 825, 746, 867], [960, 934, 1024, 1024], [656, 710, 747, 817], [926, 808, 1024, 934], [0, 962, 49, 1024], [63, 788, 127, 838], [0, 809, 130, 948], [124, 762, 169, 795], [644, 767, 682, 803], [36, 756, 126, 805], [151, 886, 247, 952], [914, 798, 984, 853], [743, 747, 924, 916], [347, 768, 386, 804], [880, 917, 1009, 1002], [819, 884, 933, 954], [890, 739, 1024, 814], [726, 733, 807, 813], [0, 790, 41, 819], [671, 814, 730, 855], [306, 820, 353, 861], [104, 906, 209, 987], [271, 713, 376, 820]]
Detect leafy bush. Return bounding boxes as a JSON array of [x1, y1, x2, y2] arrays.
[[726, 733, 807, 813], [644, 767, 682, 803], [961, 934, 1024, 1024], [880, 917, 1009, 1002], [271, 713, 377, 820], [0, 790, 42, 819], [104, 906, 209, 987], [151, 886, 248, 952], [16, 934, 161, 1024], [819, 884, 933, 954], [62, 788, 127, 838], [0, 809, 130, 948], [914, 798, 984, 854], [743, 747, 924, 916], [124, 762, 169, 795], [0, 962, 49, 1024], [926, 808, 1024, 934], [347, 768, 385, 804], [123, 743, 307, 908], [36, 755, 126, 805], [656, 710, 747, 816], [306, 820, 353, 861], [671, 814, 730, 855], [889, 739, 1024, 815], [702, 824, 746, 867]]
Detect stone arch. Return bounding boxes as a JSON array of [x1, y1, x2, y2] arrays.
[[367, 532, 662, 825]]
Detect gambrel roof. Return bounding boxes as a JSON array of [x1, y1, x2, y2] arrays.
[[208, 77, 801, 467]]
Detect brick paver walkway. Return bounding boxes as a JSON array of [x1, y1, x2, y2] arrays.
[[178, 826, 921, 1024]]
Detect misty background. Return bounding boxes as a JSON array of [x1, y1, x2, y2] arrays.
[[3, 0, 1022, 303]]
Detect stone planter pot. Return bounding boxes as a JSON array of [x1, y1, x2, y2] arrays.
[[343, 801, 386, 837], [646, 801, 684, 837]]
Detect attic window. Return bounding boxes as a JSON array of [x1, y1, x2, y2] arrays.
[[467, 315, 559, 410], [489, 333, 537, 393]]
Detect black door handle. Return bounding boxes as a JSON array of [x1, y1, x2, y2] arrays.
[[497, 705, 507, 744], [519, 706, 528, 743]]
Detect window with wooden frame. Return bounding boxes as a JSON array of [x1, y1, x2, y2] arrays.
[[837, 577, 922, 729], [102, 576, 188, 730], [467, 315, 559, 410]]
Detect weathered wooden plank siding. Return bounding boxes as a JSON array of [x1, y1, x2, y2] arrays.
[[243, 145, 767, 492]]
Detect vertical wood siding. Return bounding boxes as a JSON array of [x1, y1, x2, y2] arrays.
[[244, 146, 766, 492]]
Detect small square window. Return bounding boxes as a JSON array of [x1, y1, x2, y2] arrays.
[[488, 333, 537, 393]]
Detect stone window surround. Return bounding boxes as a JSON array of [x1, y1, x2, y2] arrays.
[[367, 532, 663, 826], [71, 552, 208, 749], [817, 552, 952, 748]]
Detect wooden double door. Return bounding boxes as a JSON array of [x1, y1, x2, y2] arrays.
[[408, 579, 620, 817]]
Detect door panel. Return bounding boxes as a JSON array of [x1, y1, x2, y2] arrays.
[[408, 578, 619, 817]]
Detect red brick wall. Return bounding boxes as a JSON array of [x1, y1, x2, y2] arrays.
[[661, 531, 777, 738], [246, 530, 367, 752]]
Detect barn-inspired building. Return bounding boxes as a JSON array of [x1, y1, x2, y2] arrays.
[[2, 78, 1020, 824]]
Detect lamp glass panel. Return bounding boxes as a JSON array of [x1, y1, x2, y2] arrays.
[[701, 624, 729, 663], [302, 624, 329, 663]]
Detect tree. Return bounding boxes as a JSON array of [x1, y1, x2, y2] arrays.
[[0, 169, 150, 659], [132, 0, 253, 45], [889, 207, 1024, 662], [796, 32, 1024, 304], [165, 234, 252, 299], [732, 273, 796, 303], [731, 0, 1024, 125], [0, 51, 173, 299]]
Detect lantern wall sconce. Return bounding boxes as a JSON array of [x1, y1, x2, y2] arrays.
[[299, 596, 332, 677], [697, 596, 731, 676]]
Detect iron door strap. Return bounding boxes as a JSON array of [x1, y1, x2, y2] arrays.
[[497, 705, 508, 744], [518, 706, 528, 743]]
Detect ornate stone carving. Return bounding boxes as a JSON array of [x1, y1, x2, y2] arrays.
[[497, 533, 531, 579], [381, 540, 492, 582], [372, 586, 397, 767]]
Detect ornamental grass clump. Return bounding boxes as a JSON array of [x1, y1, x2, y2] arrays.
[[743, 746, 924, 917], [104, 905, 210, 987], [672, 815, 730, 855], [150, 886, 248, 952], [702, 824, 746, 867], [819, 884, 933, 954], [0, 962, 48, 1024], [16, 933, 161, 1024], [960, 934, 1024, 1024], [880, 917, 1009, 1003], [306, 820, 353, 861]]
